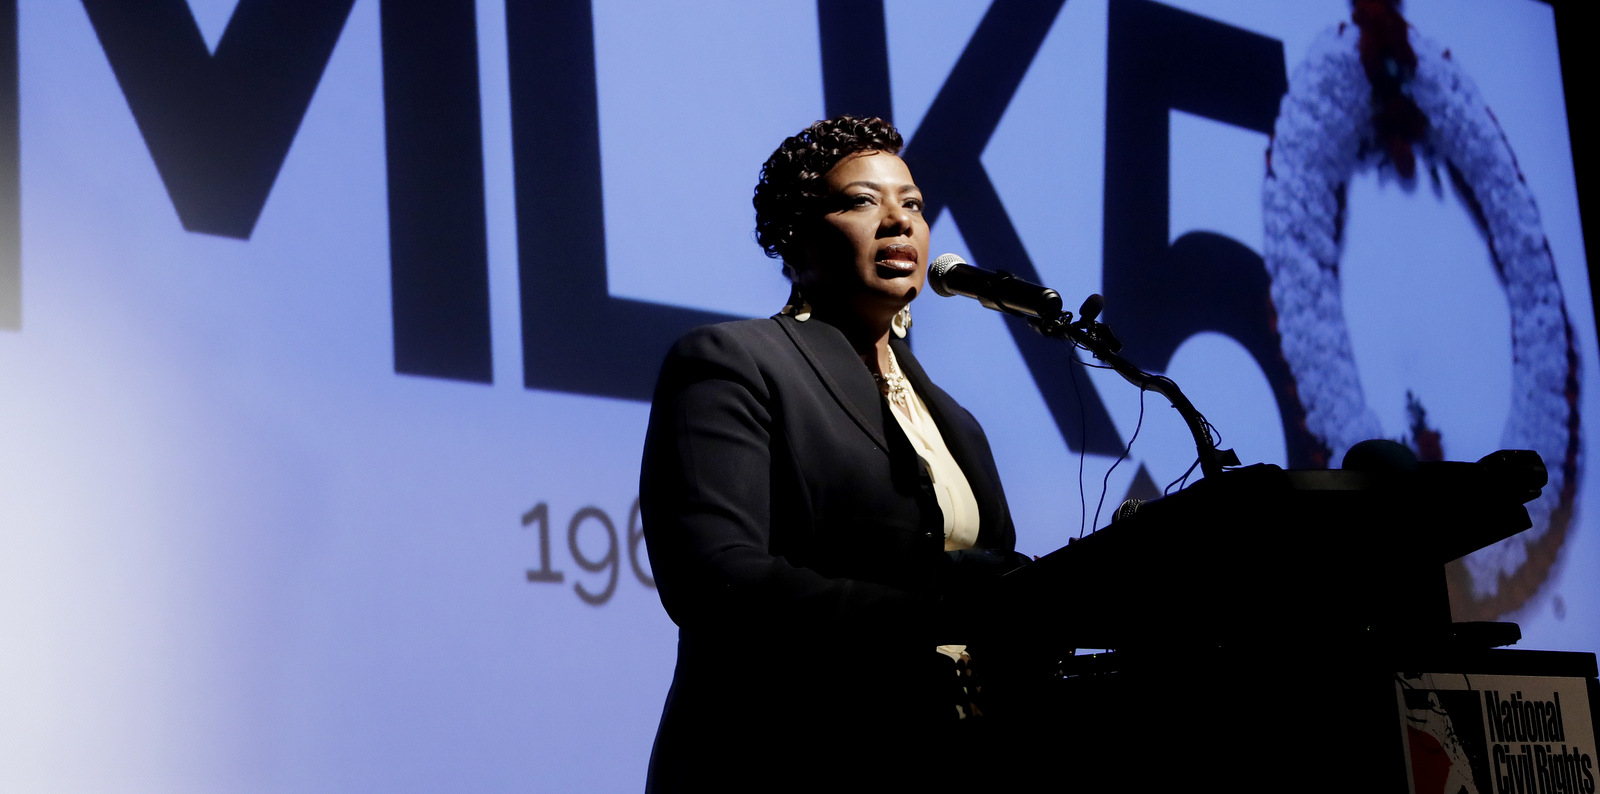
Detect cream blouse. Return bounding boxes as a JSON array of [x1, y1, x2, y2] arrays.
[[876, 347, 983, 670], [877, 346, 981, 553]]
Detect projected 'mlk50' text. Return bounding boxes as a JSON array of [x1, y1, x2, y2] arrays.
[[2, 0, 1314, 465]]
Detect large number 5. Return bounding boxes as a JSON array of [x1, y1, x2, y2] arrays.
[[1103, 0, 1323, 468]]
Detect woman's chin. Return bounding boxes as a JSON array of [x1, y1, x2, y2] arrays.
[[809, 281, 921, 321]]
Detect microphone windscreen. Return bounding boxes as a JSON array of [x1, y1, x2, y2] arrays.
[[1112, 497, 1144, 524], [928, 253, 966, 298], [1078, 293, 1105, 323]]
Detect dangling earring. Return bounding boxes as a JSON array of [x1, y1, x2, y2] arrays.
[[891, 305, 912, 338], [781, 282, 812, 322]]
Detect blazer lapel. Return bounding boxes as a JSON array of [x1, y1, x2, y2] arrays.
[[892, 338, 1010, 545], [775, 314, 889, 451]]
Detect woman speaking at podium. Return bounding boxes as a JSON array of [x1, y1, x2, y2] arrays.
[[640, 116, 1019, 791]]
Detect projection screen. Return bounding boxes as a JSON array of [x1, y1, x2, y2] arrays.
[[0, 0, 1592, 790]]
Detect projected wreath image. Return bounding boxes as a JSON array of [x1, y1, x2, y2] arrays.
[[1262, 1, 1582, 620]]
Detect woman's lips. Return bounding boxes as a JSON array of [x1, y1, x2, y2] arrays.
[[876, 245, 919, 273]]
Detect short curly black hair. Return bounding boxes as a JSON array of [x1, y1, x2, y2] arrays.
[[753, 116, 904, 277]]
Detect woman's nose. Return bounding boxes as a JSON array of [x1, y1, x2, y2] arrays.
[[881, 204, 913, 235]]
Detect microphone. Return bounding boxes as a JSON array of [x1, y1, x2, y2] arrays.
[[1111, 498, 1144, 524], [927, 254, 1063, 319], [1077, 293, 1104, 324]]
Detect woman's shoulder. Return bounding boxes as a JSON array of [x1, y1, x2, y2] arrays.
[[649, 317, 818, 410], [665, 316, 795, 363]]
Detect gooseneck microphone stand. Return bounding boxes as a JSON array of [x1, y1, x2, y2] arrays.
[[1027, 295, 1239, 481]]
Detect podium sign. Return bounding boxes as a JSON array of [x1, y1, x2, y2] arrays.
[[1396, 672, 1597, 794]]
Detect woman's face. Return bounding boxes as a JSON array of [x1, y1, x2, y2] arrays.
[[796, 151, 930, 318]]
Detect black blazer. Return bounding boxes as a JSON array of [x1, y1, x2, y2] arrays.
[[640, 314, 1015, 791]]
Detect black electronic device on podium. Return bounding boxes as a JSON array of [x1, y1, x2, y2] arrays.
[[924, 263, 1600, 792]]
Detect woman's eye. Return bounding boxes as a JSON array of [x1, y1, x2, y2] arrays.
[[904, 198, 923, 212], [850, 194, 876, 207]]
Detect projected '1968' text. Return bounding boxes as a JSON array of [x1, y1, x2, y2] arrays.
[[523, 499, 653, 606]]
